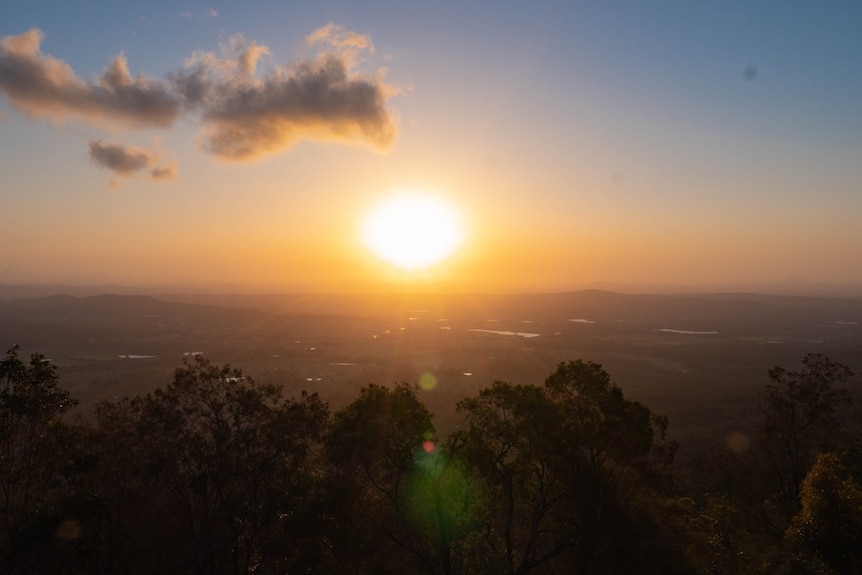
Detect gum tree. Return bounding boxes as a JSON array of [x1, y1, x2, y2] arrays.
[[759, 354, 853, 526], [0, 346, 78, 573], [92, 355, 329, 575], [455, 361, 678, 574]]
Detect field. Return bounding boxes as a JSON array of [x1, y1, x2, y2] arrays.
[[2, 289, 861, 460]]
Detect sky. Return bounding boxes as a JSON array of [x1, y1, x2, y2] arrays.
[[2, 1, 862, 294]]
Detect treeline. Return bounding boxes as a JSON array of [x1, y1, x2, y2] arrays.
[[0, 346, 859, 574]]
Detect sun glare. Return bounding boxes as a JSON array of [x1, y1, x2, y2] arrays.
[[361, 193, 465, 271]]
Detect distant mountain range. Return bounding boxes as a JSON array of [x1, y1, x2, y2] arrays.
[[2, 278, 861, 302], [2, 288, 861, 333]]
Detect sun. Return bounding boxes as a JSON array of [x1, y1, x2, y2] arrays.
[[361, 193, 465, 271]]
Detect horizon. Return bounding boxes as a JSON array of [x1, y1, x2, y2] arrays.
[[3, 278, 862, 301]]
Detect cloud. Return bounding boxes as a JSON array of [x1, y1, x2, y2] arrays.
[[0, 29, 180, 128], [306, 23, 373, 54], [149, 165, 177, 179], [88, 140, 177, 181], [1, 26, 399, 166], [172, 30, 398, 162], [306, 24, 374, 71]]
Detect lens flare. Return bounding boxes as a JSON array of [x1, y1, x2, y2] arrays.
[[419, 372, 438, 391], [404, 445, 480, 546]]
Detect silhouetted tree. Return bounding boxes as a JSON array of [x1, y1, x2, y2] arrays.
[[86, 396, 187, 574], [782, 452, 862, 575], [545, 360, 677, 487], [0, 346, 79, 574], [456, 380, 583, 574], [759, 354, 853, 527], [90, 355, 329, 575], [454, 361, 680, 574], [324, 383, 464, 573], [682, 354, 857, 572]]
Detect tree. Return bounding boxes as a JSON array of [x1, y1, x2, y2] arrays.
[[455, 381, 583, 574], [783, 452, 862, 575], [93, 355, 329, 575], [759, 354, 853, 526], [324, 383, 467, 574], [0, 346, 79, 574], [544, 360, 677, 485], [86, 396, 176, 574], [454, 361, 679, 574]]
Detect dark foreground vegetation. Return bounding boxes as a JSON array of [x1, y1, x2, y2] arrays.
[[0, 345, 859, 574]]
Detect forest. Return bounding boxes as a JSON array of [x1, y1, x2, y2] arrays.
[[0, 344, 859, 575]]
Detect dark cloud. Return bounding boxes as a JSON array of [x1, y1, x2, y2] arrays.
[[2, 26, 399, 166], [171, 27, 398, 162], [0, 29, 179, 128], [183, 55, 397, 161], [88, 140, 176, 181]]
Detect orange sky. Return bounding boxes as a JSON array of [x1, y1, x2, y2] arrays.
[[3, 4, 862, 294]]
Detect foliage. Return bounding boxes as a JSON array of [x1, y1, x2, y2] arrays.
[[454, 361, 680, 574], [0, 346, 857, 575], [545, 360, 677, 484], [783, 452, 862, 574], [89, 355, 329, 575], [0, 345, 80, 574], [324, 382, 458, 573], [759, 354, 853, 526], [456, 381, 574, 573]]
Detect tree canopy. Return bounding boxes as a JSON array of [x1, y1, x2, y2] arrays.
[[0, 349, 856, 574]]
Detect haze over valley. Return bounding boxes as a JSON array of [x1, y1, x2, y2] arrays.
[[3, 287, 860, 461]]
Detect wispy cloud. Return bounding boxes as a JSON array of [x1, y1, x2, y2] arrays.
[[88, 140, 177, 182], [306, 23, 374, 60], [179, 9, 217, 19], [0, 25, 399, 170], [0, 29, 179, 128]]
